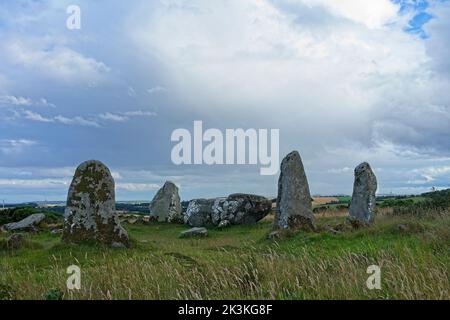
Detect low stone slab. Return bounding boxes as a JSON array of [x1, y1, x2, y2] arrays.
[[4, 213, 46, 232], [180, 227, 208, 238]]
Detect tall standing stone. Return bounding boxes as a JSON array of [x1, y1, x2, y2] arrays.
[[149, 181, 183, 223], [274, 151, 315, 231], [62, 160, 129, 246], [348, 162, 377, 225]]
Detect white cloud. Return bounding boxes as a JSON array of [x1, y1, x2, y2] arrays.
[[122, 110, 157, 117], [327, 167, 352, 174], [23, 110, 54, 122], [147, 86, 168, 94], [408, 165, 450, 184], [0, 139, 37, 154], [54, 115, 101, 128], [99, 112, 129, 122], [0, 178, 69, 188], [0, 95, 56, 108], [2, 38, 110, 84], [20, 109, 156, 127], [0, 95, 32, 106], [301, 0, 399, 29], [116, 183, 160, 191], [128, 0, 448, 158], [21, 110, 101, 127], [99, 110, 157, 122]]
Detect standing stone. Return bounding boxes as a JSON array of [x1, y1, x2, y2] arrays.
[[348, 162, 377, 225], [62, 160, 129, 246], [149, 181, 183, 223], [274, 151, 315, 231]]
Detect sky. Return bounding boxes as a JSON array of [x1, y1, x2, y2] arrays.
[[0, 0, 449, 203]]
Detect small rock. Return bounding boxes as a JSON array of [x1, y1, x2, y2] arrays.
[[51, 229, 63, 235], [327, 228, 340, 235], [127, 218, 138, 225], [180, 227, 208, 238], [217, 220, 231, 229], [396, 224, 409, 232], [267, 231, 281, 240], [111, 242, 127, 248]]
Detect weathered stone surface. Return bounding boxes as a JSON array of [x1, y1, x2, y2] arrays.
[[184, 194, 272, 227], [348, 162, 377, 225], [212, 194, 272, 225], [149, 181, 183, 223], [62, 160, 129, 246], [4, 213, 45, 232], [274, 151, 315, 231], [184, 199, 215, 227], [180, 227, 208, 238]]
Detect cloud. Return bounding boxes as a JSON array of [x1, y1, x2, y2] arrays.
[[53, 115, 101, 128], [0, 95, 32, 106], [0, 139, 37, 154], [0, 95, 56, 108], [122, 110, 157, 117], [0, 178, 69, 189], [20, 109, 156, 127], [98, 112, 129, 122], [1, 0, 449, 201], [23, 110, 54, 122], [147, 86, 168, 94], [327, 167, 352, 174], [408, 165, 450, 184], [129, 0, 448, 155], [99, 110, 157, 122], [116, 183, 160, 191], [21, 110, 101, 127], [2, 38, 110, 84]]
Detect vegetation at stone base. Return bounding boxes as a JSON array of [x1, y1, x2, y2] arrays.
[[1, 206, 448, 300]]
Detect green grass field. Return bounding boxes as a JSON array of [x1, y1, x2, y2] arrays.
[[1, 210, 449, 300]]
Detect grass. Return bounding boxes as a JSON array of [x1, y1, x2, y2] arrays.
[[0, 210, 449, 300]]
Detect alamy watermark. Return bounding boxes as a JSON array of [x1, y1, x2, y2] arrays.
[[66, 5, 81, 30], [66, 265, 81, 290], [171, 121, 280, 175], [366, 265, 381, 290]]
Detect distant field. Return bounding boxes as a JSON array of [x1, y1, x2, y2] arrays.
[[312, 197, 340, 207]]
